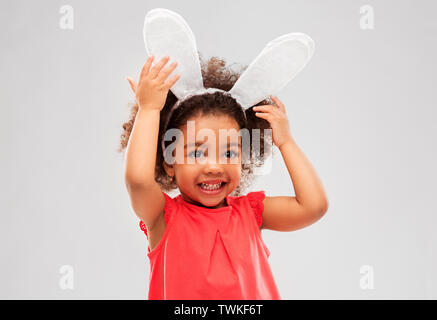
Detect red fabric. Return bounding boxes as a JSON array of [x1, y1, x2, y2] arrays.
[[139, 190, 281, 300], [139, 192, 173, 245]]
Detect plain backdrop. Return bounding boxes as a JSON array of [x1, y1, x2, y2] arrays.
[[1, 0, 436, 299]]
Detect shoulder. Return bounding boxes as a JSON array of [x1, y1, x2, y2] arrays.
[[161, 192, 180, 225], [230, 191, 265, 229], [139, 191, 180, 238], [247, 191, 265, 228], [246, 190, 266, 202], [162, 191, 178, 208]]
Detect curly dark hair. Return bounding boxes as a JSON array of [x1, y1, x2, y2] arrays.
[[118, 55, 274, 196]]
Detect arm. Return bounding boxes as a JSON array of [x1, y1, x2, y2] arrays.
[[253, 96, 328, 232], [261, 138, 328, 231], [124, 108, 161, 186], [124, 108, 166, 230], [124, 55, 180, 229]]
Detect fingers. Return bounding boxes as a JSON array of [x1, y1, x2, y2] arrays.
[[149, 56, 171, 79], [156, 61, 178, 83], [270, 95, 286, 113], [139, 55, 178, 85], [128, 55, 179, 97], [253, 104, 282, 117], [140, 55, 155, 79], [254, 111, 272, 121], [164, 73, 181, 88], [126, 77, 137, 94]]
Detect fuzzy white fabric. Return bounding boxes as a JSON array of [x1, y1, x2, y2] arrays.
[[143, 8, 314, 110]]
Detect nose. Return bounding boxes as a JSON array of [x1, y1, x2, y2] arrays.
[[203, 160, 224, 175]]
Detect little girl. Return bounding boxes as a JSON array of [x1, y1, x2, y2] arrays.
[[120, 55, 328, 300]]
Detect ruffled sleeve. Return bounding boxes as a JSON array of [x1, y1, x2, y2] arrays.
[[139, 191, 176, 239], [247, 190, 266, 228]]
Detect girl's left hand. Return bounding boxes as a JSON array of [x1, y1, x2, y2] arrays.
[[253, 95, 293, 148]]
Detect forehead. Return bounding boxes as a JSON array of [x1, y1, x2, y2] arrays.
[[183, 114, 239, 130], [179, 114, 241, 140]]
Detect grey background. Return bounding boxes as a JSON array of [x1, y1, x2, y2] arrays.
[[1, 0, 436, 299]]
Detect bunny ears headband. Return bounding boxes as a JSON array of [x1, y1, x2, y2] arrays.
[[143, 8, 315, 111]]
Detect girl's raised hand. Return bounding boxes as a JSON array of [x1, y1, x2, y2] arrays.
[[253, 95, 293, 149], [126, 55, 180, 111]]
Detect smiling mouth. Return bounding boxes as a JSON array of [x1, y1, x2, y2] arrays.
[[197, 182, 227, 194]]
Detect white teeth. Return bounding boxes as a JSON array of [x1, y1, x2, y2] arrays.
[[200, 182, 223, 190]]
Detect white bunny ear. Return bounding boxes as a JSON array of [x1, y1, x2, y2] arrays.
[[143, 8, 204, 100], [229, 33, 315, 110]]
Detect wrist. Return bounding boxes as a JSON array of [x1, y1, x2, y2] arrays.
[[138, 106, 161, 114], [136, 108, 161, 122], [277, 138, 294, 150]]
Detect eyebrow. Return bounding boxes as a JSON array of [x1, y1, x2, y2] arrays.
[[184, 142, 241, 149]]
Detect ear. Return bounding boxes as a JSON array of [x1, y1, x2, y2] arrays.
[[163, 161, 175, 178], [144, 8, 204, 100], [229, 33, 315, 110]]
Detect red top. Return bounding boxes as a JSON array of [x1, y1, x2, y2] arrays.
[[139, 190, 281, 300]]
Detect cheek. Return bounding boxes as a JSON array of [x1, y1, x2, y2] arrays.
[[229, 165, 242, 181], [174, 165, 198, 182]]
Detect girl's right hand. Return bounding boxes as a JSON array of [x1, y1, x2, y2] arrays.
[[126, 55, 180, 111]]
